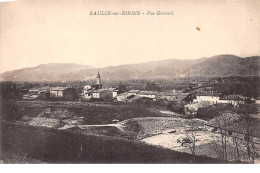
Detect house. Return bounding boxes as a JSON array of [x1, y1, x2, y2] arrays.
[[193, 92, 221, 104], [23, 87, 50, 100], [50, 87, 77, 100], [28, 88, 40, 95], [92, 89, 113, 101], [108, 88, 119, 98], [184, 101, 212, 116], [83, 89, 95, 99], [84, 85, 92, 91], [128, 90, 140, 95], [83, 85, 94, 99], [22, 94, 37, 100], [137, 91, 158, 99], [256, 98, 260, 104], [172, 89, 183, 94], [169, 93, 193, 104], [115, 92, 130, 102], [156, 92, 193, 104], [219, 95, 248, 106]]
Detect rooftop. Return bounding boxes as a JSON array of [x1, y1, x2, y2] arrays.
[[29, 86, 50, 91], [92, 89, 109, 93], [50, 87, 69, 91], [220, 95, 248, 101], [138, 91, 158, 95], [196, 92, 221, 97], [128, 90, 140, 93], [166, 93, 190, 102]]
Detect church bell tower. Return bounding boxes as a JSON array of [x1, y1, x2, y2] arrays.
[[96, 71, 102, 89]]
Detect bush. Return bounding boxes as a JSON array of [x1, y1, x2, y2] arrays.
[[167, 103, 184, 114], [132, 97, 154, 105], [195, 104, 234, 120]]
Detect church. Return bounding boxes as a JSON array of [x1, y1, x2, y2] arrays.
[[92, 70, 102, 90], [82, 71, 117, 101]]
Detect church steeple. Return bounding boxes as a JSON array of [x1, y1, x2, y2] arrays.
[[96, 70, 102, 88], [97, 70, 101, 78]]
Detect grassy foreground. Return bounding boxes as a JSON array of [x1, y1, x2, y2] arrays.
[[1, 122, 228, 164]]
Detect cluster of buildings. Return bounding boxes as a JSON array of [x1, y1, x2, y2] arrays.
[[22, 86, 77, 101], [115, 89, 193, 104], [184, 91, 260, 116], [193, 91, 250, 106], [22, 71, 118, 101], [21, 71, 260, 108]]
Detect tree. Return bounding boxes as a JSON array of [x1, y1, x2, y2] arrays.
[[185, 122, 197, 157], [196, 104, 233, 120], [144, 82, 160, 91], [118, 84, 127, 93], [234, 104, 258, 163], [167, 103, 184, 114], [210, 112, 233, 160]]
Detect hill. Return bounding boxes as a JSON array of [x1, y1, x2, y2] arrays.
[[0, 63, 93, 81], [0, 55, 259, 81]]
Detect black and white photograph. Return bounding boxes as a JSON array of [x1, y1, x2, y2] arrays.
[[0, 0, 260, 165]]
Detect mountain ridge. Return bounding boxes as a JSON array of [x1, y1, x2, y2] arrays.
[[1, 55, 259, 81]]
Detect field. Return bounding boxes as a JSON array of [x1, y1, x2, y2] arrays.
[[0, 100, 234, 163], [1, 122, 226, 163]]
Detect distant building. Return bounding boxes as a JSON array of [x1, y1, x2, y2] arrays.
[[92, 89, 113, 101], [84, 85, 92, 91], [108, 88, 119, 98], [83, 85, 93, 99], [193, 92, 221, 104], [157, 92, 193, 104], [169, 93, 193, 104], [172, 89, 183, 94], [255, 97, 260, 104], [137, 91, 158, 99], [115, 92, 130, 102], [29, 88, 40, 95], [50, 87, 77, 100], [128, 90, 140, 95], [23, 87, 50, 100], [219, 95, 248, 106], [184, 101, 213, 116]]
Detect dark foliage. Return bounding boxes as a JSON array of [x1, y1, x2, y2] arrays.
[[167, 103, 184, 114], [145, 82, 161, 91], [195, 104, 234, 120]]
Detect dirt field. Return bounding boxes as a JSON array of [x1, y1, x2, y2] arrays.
[[120, 116, 259, 162], [1, 122, 226, 163], [1, 100, 245, 163]]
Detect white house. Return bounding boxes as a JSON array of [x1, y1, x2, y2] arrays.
[[219, 95, 248, 106], [108, 88, 119, 98], [255, 98, 260, 104], [115, 92, 129, 102], [92, 89, 113, 101], [50, 87, 69, 97], [137, 91, 158, 99], [83, 85, 93, 99], [193, 92, 221, 104], [128, 90, 140, 95]]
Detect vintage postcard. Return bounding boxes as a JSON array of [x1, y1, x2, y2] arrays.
[[0, 0, 260, 164]]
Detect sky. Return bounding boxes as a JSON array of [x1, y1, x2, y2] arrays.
[[0, 0, 260, 72]]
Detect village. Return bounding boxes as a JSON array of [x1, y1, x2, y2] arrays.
[[19, 71, 260, 112], [1, 71, 259, 163]]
